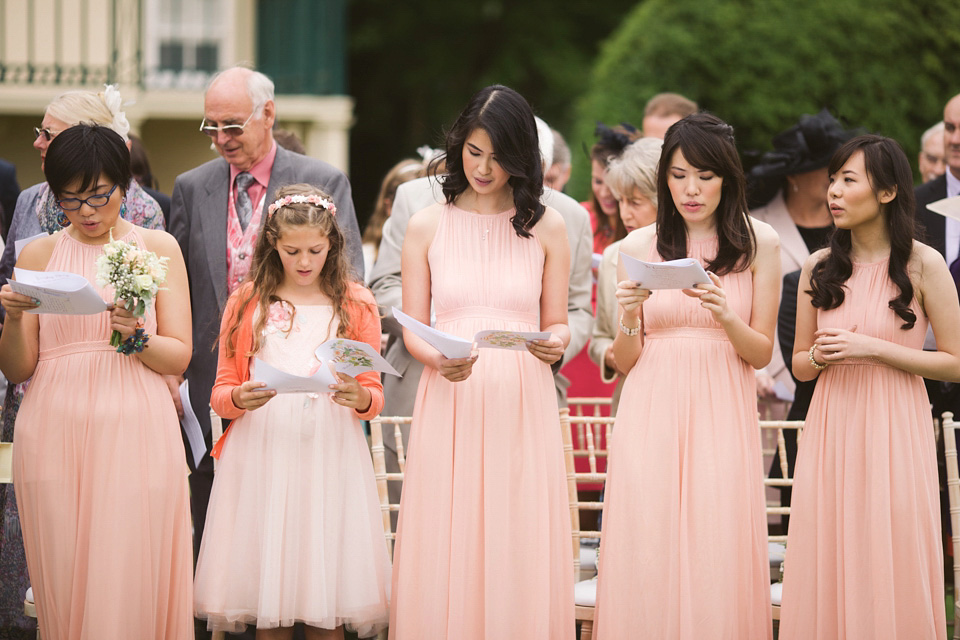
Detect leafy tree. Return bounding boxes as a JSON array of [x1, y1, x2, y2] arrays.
[[348, 0, 636, 226], [571, 0, 960, 200]]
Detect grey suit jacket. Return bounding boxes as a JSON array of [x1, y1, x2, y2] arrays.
[[369, 176, 594, 424], [169, 145, 364, 441]]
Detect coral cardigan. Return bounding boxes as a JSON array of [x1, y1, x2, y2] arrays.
[[209, 281, 385, 459]]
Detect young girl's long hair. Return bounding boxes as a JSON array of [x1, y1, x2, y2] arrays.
[[430, 84, 545, 238], [808, 135, 917, 329], [221, 184, 360, 357], [655, 113, 756, 275]]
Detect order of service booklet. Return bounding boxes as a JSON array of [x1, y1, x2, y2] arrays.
[[392, 307, 549, 359], [618, 253, 711, 290]]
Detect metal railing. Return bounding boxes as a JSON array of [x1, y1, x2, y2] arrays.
[[0, 0, 144, 89]]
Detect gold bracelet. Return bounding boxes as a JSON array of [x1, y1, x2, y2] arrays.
[[619, 314, 641, 337], [808, 344, 828, 370]]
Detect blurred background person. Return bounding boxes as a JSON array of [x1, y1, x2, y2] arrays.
[[589, 137, 663, 414], [747, 109, 859, 419], [544, 128, 572, 192], [362, 158, 426, 282], [919, 121, 946, 184], [129, 134, 172, 227], [640, 92, 698, 140], [0, 158, 19, 242], [273, 127, 307, 155], [584, 122, 640, 255]]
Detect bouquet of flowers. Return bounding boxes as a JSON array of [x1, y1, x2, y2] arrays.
[[94, 230, 169, 348]]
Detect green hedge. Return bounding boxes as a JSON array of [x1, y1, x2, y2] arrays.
[[569, 0, 959, 201]]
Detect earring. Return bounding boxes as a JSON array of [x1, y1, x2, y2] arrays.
[[792, 183, 799, 193], [119, 202, 128, 219], [56, 206, 70, 228]]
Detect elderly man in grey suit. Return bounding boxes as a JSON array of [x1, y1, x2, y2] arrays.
[[169, 67, 364, 565], [370, 125, 593, 504]]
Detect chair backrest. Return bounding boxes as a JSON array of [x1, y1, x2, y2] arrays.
[[568, 398, 612, 467], [759, 419, 804, 543], [0, 441, 11, 484], [369, 416, 411, 560]]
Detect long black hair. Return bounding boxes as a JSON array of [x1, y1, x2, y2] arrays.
[[808, 134, 917, 329], [431, 84, 544, 238], [44, 124, 132, 198], [655, 113, 756, 275]]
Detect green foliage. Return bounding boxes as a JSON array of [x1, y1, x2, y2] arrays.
[[348, 0, 636, 226], [571, 0, 960, 201]]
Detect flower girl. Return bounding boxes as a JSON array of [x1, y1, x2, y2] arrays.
[[194, 184, 390, 639]]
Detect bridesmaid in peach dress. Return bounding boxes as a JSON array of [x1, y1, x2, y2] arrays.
[[0, 125, 194, 639], [780, 135, 960, 639], [593, 114, 781, 639], [390, 85, 574, 640]]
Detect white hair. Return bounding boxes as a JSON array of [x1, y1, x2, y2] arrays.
[[45, 84, 130, 141], [535, 116, 554, 170], [921, 121, 945, 146], [206, 66, 275, 118]]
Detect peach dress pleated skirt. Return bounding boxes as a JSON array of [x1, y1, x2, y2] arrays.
[[389, 205, 575, 640], [780, 258, 945, 639], [13, 229, 194, 640], [593, 236, 771, 639], [194, 306, 391, 636]]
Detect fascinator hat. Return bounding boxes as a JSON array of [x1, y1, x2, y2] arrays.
[[747, 108, 861, 207]]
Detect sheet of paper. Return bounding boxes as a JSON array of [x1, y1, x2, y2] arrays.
[[392, 307, 473, 359], [14, 233, 47, 260], [252, 357, 338, 394], [474, 329, 551, 351], [315, 338, 401, 377], [619, 253, 711, 290], [178, 379, 207, 468], [772, 380, 795, 403], [926, 196, 960, 222], [10, 268, 108, 315], [591, 252, 603, 270]]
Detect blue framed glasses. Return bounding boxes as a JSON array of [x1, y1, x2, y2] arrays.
[[57, 183, 120, 211]]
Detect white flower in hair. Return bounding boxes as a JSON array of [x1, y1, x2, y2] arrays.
[[101, 84, 131, 141]]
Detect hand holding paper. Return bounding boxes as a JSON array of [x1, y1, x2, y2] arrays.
[[9, 268, 108, 315], [393, 307, 550, 358]]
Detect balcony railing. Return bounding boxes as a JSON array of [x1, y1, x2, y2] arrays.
[[0, 0, 144, 89]]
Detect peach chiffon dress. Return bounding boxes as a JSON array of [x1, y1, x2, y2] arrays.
[[780, 258, 945, 639], [13, 229, 194, 639], [389, 205, 575, 640], [593, 235, 771, 639]]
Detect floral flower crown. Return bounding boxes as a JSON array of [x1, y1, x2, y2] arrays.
[[267, 194, 337, 217]]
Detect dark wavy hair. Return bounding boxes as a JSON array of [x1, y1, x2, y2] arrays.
[[656, 113, 755, 275], [808, 135, 917, 329], [220, 184, 366, 357], [44, 124, 132, 199], [430, 84, 544, 238]]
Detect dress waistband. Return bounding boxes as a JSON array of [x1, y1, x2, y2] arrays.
[[435, 306, 538, 326], [645, 327, 728, 341], [830, 357, 892, 369], [38, 340, 116, 361]]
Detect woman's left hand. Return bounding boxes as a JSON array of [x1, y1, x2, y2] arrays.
[[527, 334, 565, 365], [814, 325, 875, 362], [330, 371, 373, 412], [683, 272, 731, 323], [108, 301, 139, 341]]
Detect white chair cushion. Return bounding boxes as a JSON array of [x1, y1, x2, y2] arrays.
[[25, 587, 33, 604], [580, 545, 598, 572], [768, 541, 785, 566], [575, 577, 597, 607], [770, 581, 783, 606]]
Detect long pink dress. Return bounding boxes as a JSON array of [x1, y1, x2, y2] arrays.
[[389, 205, 575, 640], [780, 258, 945, 639], [593, 236, 771, 639], [12, 229, 194, 639]]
